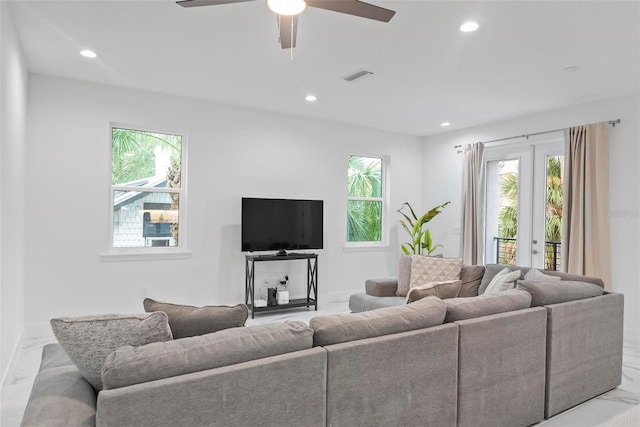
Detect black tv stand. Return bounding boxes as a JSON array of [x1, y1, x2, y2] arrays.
[[245, 253, 318, 319]]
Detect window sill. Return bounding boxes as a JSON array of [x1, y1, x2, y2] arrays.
[[342, 244, 390, 253], [101, 251, 192, 262]]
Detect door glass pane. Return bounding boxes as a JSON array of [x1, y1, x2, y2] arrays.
[[486, 159, 519, 265], [545, 155, 563, 270]]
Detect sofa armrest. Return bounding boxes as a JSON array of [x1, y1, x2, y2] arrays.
[[365, 278, 398, 297]]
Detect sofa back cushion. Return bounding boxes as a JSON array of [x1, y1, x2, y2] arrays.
[[310, 296, 446, 346], [458, 265, 486, 297], [444, 289, 532, 322], [101, 321, 312, 390], [396, 254, 413, 296], [143, 298, 248, 339], [516, 280, 604, 306], [51, 312, 173, 391]]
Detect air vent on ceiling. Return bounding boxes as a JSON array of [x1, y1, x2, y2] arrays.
[[344, 70, 374, 82]]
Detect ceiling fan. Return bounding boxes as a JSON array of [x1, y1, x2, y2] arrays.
[[176, 0, 396, 49]]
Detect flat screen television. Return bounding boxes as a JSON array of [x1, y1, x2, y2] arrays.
[[241, 197, 323, 254]]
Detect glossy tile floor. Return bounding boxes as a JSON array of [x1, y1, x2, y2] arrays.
[[1, 301, 639, 427]]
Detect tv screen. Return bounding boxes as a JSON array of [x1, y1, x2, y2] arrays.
[[242, 198, 323, 254]]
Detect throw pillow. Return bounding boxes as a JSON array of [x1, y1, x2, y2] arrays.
[[50, 312, 173, 391], [143, 298, 248, 339], [524, 269, 562, 282], [483, 267, 522, 293], [516, 279, 604, 306], [102, 321, 313, 390], [407, 256, 462, 296], [405, 280, 462, 303]]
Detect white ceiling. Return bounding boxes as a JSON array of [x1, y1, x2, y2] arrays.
[[7, 0, 640, 136]]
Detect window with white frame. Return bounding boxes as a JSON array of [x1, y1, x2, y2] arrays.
[[110, 126, 185, 250], [346, 155, 385, 245]]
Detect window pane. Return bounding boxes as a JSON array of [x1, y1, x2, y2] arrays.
[[486, 159, 518, 265], [545, 155, 563, 270], [348, 155, 382, 198], [346, 200, 382, 242], [113, 191, 180, 248], [112, 128, 182, 188]]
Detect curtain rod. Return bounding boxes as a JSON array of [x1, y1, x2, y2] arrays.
[[454, 119, 620, 152]]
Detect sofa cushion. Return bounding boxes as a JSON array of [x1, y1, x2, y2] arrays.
[[50, 312, 173, 391], [458, 265, 486, 297], [143, 298, 248, 339], [524, 269, 561, 282], [102, 321, 312, 390], [516, 280, 604, 306], [444, 289, 532, 322], [349, 293, 406, 313], [405, 280, 462, 303], [408, 256, 462, 293], [311, 296, 446, 346], [484, 268, 522, 293], [396, 254, 413, 296]]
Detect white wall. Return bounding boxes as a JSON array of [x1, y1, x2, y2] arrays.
[[24, 74, 423, 325], [0, 2, 28, 381], [423, 94, 640, 341]]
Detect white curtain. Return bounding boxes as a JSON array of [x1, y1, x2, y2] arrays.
[[562, 123, 610, 288], [460, 142, 485, 265]]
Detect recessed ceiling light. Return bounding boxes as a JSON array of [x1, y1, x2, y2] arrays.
[[460, 21, 479, 32], [563, 65, 582, 73], [305, 95, 317, 102], [440, 122, 451, 127], [80, 50, 97, 58]]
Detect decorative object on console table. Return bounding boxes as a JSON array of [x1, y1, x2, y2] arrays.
[[244, 253, 318, 318]]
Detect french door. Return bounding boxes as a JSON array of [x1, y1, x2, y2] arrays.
[[484, 137, 564, 269]]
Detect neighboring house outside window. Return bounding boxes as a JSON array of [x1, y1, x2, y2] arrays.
[[346, 154, 386, 247], [110, 126, 185, 252]]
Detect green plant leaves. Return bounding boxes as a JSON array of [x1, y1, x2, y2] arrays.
[[397, 201, 450, 255]]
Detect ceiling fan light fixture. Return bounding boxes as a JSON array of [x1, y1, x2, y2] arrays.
[[267, 0, 306, 16]]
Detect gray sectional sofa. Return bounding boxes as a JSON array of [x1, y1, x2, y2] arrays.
[[22, 264, 623, 427]]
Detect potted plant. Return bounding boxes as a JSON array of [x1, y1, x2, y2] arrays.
[[398, 201, 451, 255]]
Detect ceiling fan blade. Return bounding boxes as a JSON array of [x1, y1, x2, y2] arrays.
[[306, 0, 395, 22], [176, 0, 255, 8], [278, 15, 298, 49]]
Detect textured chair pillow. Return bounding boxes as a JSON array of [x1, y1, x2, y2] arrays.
[[483, 268, 522, 293], [405, 280, 462, 303], [396, 254, 413, 296], [143, 298, 248, 339], [310, 296, 446, 346], [50, 312, 172, 391], [407, 256, 462, 294], [516, 280, 604, 306], [102, 321, 312, 390], [523, 269, 562, 282], [444, 289, 532, 322], [458, 265, 486, 297]]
